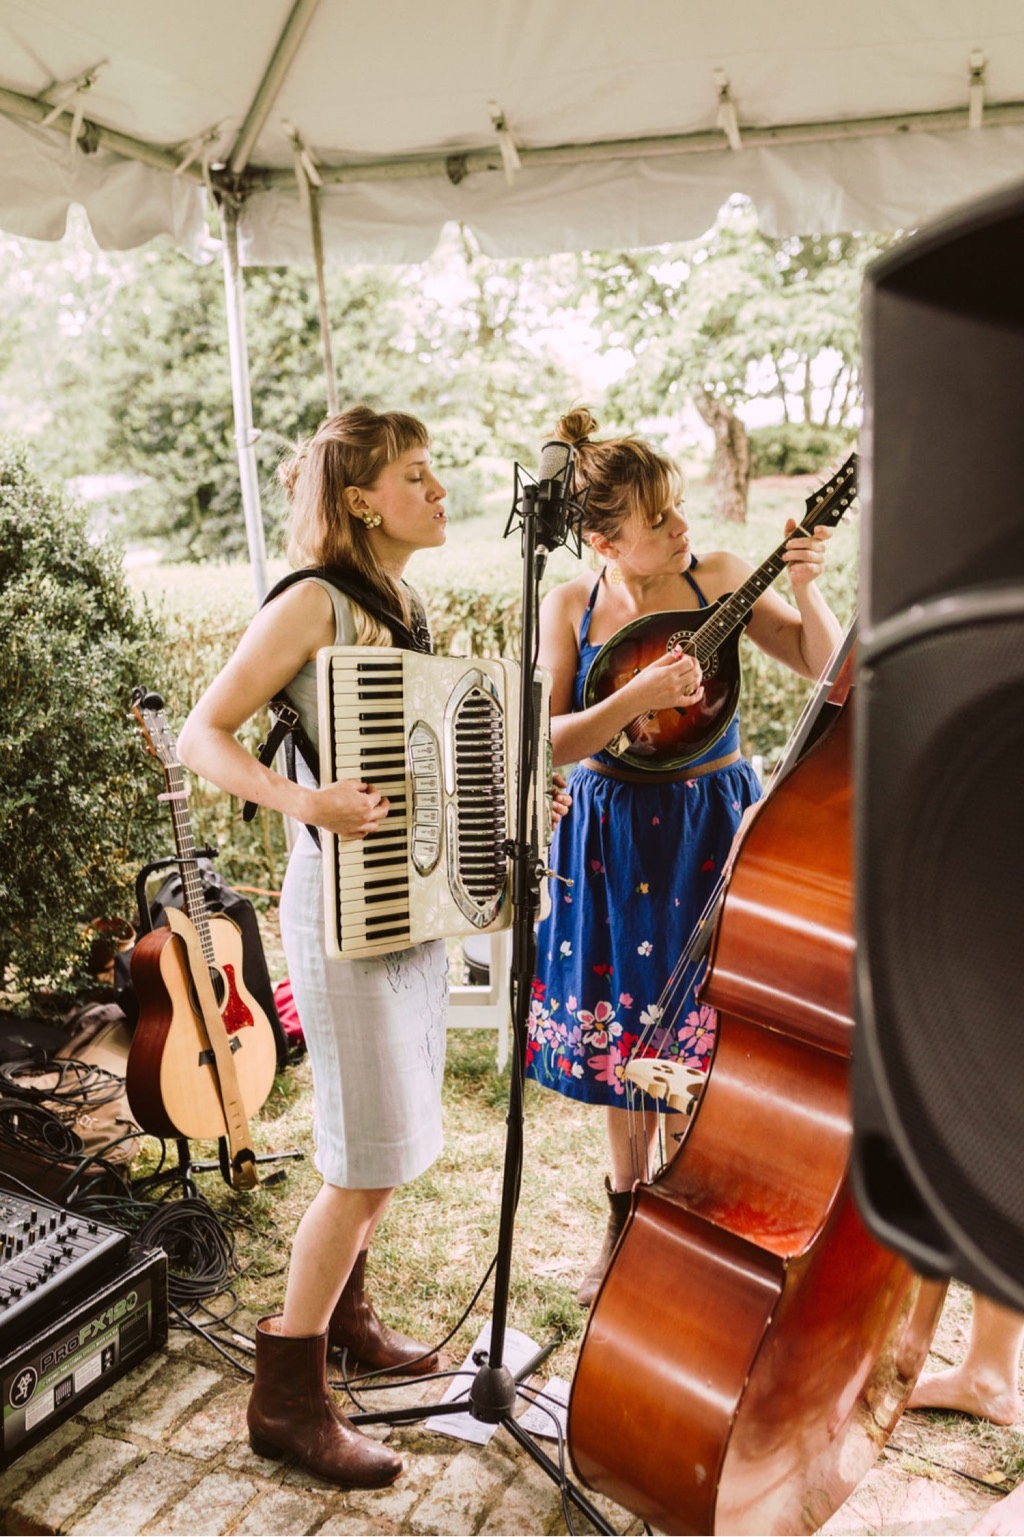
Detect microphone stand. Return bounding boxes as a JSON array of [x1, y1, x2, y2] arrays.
[[347, 466, 614, 1533]]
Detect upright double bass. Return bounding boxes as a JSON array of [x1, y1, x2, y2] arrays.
[[568, 646, 944, 1535]]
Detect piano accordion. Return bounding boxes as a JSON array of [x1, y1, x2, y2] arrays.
[[317, 647, 552, 959]]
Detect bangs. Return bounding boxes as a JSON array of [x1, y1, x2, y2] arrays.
[[635, 455, 683, 526], [380, 412, 430, 463]]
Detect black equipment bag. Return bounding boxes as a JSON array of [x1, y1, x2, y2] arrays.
[[115, 860, 292, 1070]]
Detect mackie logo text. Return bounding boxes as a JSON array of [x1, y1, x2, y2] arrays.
[[39, 1291, 138, 1374]]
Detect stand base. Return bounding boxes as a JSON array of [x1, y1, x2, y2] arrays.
[[349, 1337, 616, 1535], [468, 1363, 517, 1423], [164, 1139, 304, 1196]]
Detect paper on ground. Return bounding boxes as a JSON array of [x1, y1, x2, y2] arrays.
[[424, 1320, 542, 1444], [515, 1374, 570, 1441]]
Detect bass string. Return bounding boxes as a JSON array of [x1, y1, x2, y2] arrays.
[[620, 616, 858, 1171]]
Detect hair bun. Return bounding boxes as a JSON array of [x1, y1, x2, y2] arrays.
[[555, 407, 599, 447]]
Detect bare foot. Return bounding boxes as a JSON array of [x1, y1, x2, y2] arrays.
[[971, 1484, 1024, 1534], [908, 1364, 1021, 1425]]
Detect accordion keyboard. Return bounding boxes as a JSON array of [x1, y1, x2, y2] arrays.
[[318, 647, 551, 959]]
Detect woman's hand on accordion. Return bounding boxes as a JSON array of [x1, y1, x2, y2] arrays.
[[312, 779, 391, 840]]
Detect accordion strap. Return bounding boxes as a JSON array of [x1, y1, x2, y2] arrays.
[[244, 696, 323, 848], [241, 566, 432, 847]]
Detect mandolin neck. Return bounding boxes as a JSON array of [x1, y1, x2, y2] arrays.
[[688, 454, 857, 666], [689, 551, 783, 664], [690, 506, 822, 665]]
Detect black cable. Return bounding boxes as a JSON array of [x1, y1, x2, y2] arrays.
[[513, 1381, 579, 1536], [0, 1057, 124, 1109], [0, 1097, 83, 1160], [135, 1196, 237, 1309], [886, 1439, 1017, 1494], [168, 1297, 256, 1377], [334, 1251, 499, 1406]]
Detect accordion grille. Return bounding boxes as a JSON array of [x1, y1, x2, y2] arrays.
[[452, 688, 507, 915]]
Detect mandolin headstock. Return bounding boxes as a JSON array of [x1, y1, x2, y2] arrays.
[[800, 451, 859, 531]]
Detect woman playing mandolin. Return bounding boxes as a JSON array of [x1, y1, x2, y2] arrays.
[[178, 407, 452, 1490], [524, 407, 843, 1306]]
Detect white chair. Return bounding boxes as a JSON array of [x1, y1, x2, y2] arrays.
[[448, 930, 511, 1070]]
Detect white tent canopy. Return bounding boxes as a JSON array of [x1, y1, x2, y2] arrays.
[[4, 0, 1024, 604], [2, 0, 1024, 263]]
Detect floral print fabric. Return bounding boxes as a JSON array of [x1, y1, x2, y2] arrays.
[[526, 757, 761, 1106]]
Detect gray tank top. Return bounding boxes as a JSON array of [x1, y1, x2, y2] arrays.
[[281, 577, 357, 763]]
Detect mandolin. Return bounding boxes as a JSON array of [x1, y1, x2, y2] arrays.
[[584, 452, 858, 770], [127, 690, 277, 1189]]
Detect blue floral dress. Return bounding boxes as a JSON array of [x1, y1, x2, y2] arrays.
[[525, 564, 762, 1106]]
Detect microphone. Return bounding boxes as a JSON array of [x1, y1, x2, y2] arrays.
[[503, 439, 585, 566], [534, 440, 575, 555]]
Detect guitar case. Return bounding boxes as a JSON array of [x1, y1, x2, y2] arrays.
[[115, 860, 295, 1070]]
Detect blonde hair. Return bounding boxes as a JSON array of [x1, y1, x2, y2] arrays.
[[554, 407, 682, 544], [280, 405, 429, 643]]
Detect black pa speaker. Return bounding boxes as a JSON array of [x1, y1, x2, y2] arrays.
[[852, 179, 1024, 1311]]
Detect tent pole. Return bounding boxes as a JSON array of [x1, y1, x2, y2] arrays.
[[229, 0, 323, 177], [220, 199, 295, 854], [220, 199, 269, 605], [308, 183, 338, 414]]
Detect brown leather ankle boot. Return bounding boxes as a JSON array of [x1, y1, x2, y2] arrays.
[[247, 1315, 402, 1487], [328, 1251, 439, 1376], [576, 1177, 633, 1308]]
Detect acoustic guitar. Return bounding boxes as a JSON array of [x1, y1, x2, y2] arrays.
[[583, 453, 858, 770], [127, 690, 277, 1189]]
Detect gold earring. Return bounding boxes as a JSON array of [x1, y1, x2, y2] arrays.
[[361, 511, 382, 529], [608, 563, 623, 585]]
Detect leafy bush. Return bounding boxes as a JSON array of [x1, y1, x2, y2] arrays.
[[748, 422, 852, 478], [0, 442, 169, 1001]]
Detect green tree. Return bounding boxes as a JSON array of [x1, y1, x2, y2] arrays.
[[98, 252, 421, 560], [0, 441, 168, 1000], [393, 226, 582, 517], [0, 213, 141, 482], [582, 200, 891, 519]]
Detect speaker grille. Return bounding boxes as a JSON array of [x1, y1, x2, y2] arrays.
[[858, 616, 1024, 1281]]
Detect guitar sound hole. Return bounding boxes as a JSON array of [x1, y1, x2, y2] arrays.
[[187, 967, 225, 1013]]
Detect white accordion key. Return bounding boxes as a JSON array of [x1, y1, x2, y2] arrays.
[[317, 647, 551, 959]]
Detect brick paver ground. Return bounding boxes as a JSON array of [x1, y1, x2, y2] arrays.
[[0, 1328, 1000, 1536]]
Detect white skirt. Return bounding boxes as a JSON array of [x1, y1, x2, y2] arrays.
[[279, 842, 448, 1189]]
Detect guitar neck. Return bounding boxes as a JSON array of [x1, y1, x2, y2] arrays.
[[162, 764, 215, 965]]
